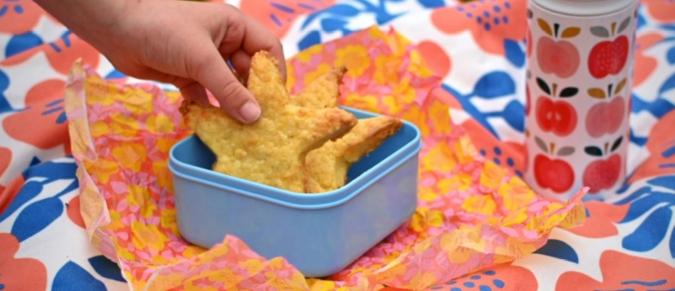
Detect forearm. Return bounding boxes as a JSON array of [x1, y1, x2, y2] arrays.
[[34, 0, 135, 50]]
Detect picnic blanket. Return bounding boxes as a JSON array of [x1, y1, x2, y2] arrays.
[[0, 0, 673, 290]]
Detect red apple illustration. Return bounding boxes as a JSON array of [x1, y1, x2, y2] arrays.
[[532, 136, 576, 193], [534, 77, 578, 136], [534, 155, 575, 193], [586, 79, 628, 137], [535, 19, 581, 78], [583, 154, 622, 193], [588, 17, 632, 78], [582, 136, 624, 193]]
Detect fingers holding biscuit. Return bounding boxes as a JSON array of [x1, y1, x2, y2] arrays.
[[247, 51, 291, 110]]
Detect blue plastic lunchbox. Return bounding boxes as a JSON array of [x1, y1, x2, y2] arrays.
[[169, 107, 421, 277]]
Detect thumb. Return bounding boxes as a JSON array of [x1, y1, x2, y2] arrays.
[[188, 45, 261, 124]]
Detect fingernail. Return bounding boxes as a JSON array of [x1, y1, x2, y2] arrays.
[[239, 101, 261, 123]]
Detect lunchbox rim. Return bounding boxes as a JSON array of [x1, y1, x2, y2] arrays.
[[169, 106, 421, 209]]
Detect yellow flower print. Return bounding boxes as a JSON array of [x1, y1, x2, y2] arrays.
[[296, 45, 323, 63], [438, 173, 472, 193], [85, 159, 118, 184], [374, 54, 402, 85], [85, 79, 116, 106], [336, 45, 370, 77], [479, 160, 507, 191], [128, 185, 157, 218], [155, 137, 175, 154], [146, 113, 174, 134], [499, 177, 536, 212], [90, 121, 110, 138], [342, 93, 379, 112], [122, 89, 153, 114], [131, 221, 168, 253], [110, 113, 141, 137], [152, 161, 172, 190], [428, 100, 453, 135], [422, 143, 456, 173], [391, 80, 416, 106], [409, 50, 435, 78], [462, 194, 497, 215], [410, 208, 444, 233], [303, 63, 331, 87], [111, 143, 146, 172]]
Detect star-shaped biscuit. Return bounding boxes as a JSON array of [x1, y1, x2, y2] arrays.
[[291, 65, 403, 192], [181, 51, 357, 192], [303, 116, 402, 193]]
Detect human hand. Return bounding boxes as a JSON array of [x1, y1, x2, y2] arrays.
[[36, 0, 285, 123]]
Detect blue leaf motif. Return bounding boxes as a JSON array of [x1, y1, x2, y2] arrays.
[[622, 206, 672, 253], [659, 73, 675, 95], [0, 181, 43, 223], [473, 71, 515, 98], [0, 69, 10, 113], [298, 30, 321, 50], [11, 197, 64, 242], [320, 17, 348, 32], [6, 32, 43, 59], [534, 239, 579, 263], [630, 93, 674, 117], [649, 175, 675, 190], [504, 39, 525, 67], [620, 191, 675, 223], [667, 46, 675, 65], [23, 161, 77, 180], [502, 100, 524, 132], [88, 256, 126, 282], [616, 185, 652, 205], [418, 0, 445, 9], [53, 261, 106, 291], [324, 4, 360, 16]]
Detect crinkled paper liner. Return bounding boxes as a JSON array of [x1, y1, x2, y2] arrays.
[[64, 26, 585, 291]]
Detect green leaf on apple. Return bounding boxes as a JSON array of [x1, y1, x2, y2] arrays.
[[611, 136, 623, 152], [588, 88, 606, 99], [537, 77, 551, 95], [615, 78, 627, 95], [557, 146, 575, 157], [559, 87, 578, 98], [591, 26, 609, 38], [561, 27, 580, 38], [535, 136, 548, 153], [585, 146, 603, 156], [538, 18, 553, 37], [618, 17, 631, 34]]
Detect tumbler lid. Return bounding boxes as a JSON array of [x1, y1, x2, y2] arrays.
[[531, 0, 636, 16]]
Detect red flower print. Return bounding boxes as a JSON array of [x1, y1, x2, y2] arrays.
[[240, 0, 336, 38], [416, 40, 452, 78], [3, 79, 69, 149], [2, 32, 100, 75], [557, 250, 675, 290], [0, 233, 47, 290], [0, 146, 10, 179], [642, 0, 675, 24], [630, 110, 675, 182], [0, 0, 44, 34], [567, 201, 628, 238], [431, 0, 526, 55], [633, 32, 662, 87], [0, 176, 23, 215], [67, 195, 86, 229], [428, 264, 538, 291]]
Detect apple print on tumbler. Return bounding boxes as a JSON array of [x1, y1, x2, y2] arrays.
[[525, 0, 637, 201]]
